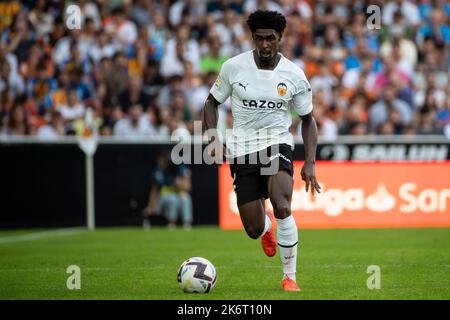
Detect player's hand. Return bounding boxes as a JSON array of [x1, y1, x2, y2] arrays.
[[301, 161, 322, 195]]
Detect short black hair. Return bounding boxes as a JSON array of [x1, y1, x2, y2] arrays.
[[246, 10, 287, 35]]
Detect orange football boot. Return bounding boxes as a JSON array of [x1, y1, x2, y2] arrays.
[[282, 276, 301, 292], [261, 211, 276, 257]]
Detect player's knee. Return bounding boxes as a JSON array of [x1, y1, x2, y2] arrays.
[[244, 224, 264, 239], [272, 201, 290, 218]]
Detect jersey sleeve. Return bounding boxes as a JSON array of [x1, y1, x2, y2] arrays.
[[209, 60, 232, 104], [292, 78, 313, 116]]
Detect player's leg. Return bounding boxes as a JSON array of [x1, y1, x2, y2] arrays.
[[234, 174, 276, 256], [238, 198, 266, 239], [232, 167, 273, 241], [230, 161, 276, 255], [268, 170, 300, 291]]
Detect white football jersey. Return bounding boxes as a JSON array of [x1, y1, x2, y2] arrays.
[[210, 50, 313, 158]]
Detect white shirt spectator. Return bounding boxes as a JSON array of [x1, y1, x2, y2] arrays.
[[158, 121, 190, 141], [160, 39, 201, 77], [379, 38, 418, 71], [0, 70, 25, 96], [169, 0, 206, 26], [88, 40, 118, 65], [213, 22, 246, 57], [53, 37, 90, 68], [342, 69, 377, 90], [188, 84, 209, 114], [4, 51, 18, 76], [58, 103, 86, 122], [36, 125, 62, 139], [414, 89, 447, 110], [297, 117, 338, 140], [320, 118, 338, 140], [382, 1, 421, 26], [295, 0, 313, 19], [104, 19, 138, 51], [444, 124, 450, 139], [116, 21, 138, 48], [114, 116, 156, 137], [80, 1, 102, 29], [244, 0, 283, 14], [310, 74, 338, 106]]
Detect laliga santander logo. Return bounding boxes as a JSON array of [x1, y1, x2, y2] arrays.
[[365, 185, 396, 212], [228, 183, 450, 217]]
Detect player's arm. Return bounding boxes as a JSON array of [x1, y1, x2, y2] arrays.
[[202, 94, 226, 160], [292, 77, 321, 195], [300, 111, 321, 195], [202, 93, 221, 134], [202, 62, 232, 159]]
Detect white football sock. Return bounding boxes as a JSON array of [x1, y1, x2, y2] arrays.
[[276, 215, 298, 281], [263, 214, 272, 234]]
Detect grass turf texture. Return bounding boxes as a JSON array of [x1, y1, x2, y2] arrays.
[[0, 227, 449, 300]]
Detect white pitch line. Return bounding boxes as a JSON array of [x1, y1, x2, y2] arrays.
[[0, 228, 86, 245]]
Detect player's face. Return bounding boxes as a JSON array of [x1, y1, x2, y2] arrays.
[[253, 29, 281, 62]]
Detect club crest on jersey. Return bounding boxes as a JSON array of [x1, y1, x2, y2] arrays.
[[277, 82, 287, 97]]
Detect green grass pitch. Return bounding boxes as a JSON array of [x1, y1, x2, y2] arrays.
[[0, 227, 449, 300]]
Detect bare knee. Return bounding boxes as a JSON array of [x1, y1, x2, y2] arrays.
[[244, 224, 264, 239], [272, 200, 290, 219]]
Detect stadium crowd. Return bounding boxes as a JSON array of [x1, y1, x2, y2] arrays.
[[0, 0, 449, 140]]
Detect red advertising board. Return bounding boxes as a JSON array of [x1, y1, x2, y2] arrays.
[[219, 162, 450, 229]]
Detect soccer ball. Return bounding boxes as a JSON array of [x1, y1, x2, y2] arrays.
[[177, 257, 217, 293]]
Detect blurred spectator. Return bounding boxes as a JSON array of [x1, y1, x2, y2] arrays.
[[113, 103, 156, 137], [104, 6, 138, 51], [157, 74, 187, 109], [417, 9, 450, 46], [117, 75, 152, 113], [383, 0, 421, 27], [415, 105, 443, 134], [102, 52, 130, 105], [200, 34, 229, 74], [57, 90, 86, 123], [160, 24, 201, 77], [143, 152, 193, 230], [2, 98, 30, 135], [36, 110, 65, 138], [369, 86, 412, 132], [28, 0, 54, 39], [0, 57, 25, 97], [26, 62, 56, 113], [0, 0, 448, 139]]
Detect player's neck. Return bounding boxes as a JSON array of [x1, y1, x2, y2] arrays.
[[253, 50, 281, 70]]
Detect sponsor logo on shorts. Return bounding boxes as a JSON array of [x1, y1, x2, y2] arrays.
[[269, 153, 291, 164]]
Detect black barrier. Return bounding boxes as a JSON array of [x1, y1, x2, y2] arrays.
[[0, 142, 219, 228], [0, 144, 86, 228], [94, 144, 218, 227], [309, 141, 450, 161], [1, 138, 449, 228]]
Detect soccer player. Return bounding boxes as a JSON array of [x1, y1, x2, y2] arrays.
[[202, 10, 321, 292]]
